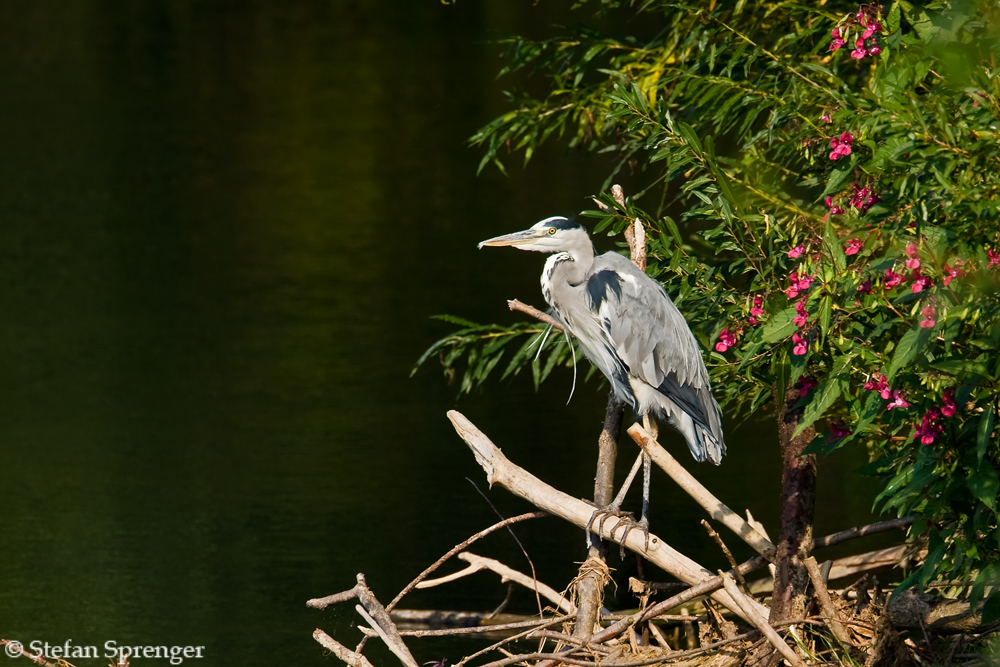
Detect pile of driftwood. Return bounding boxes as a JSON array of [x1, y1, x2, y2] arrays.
[[307, 411, 994, 666]]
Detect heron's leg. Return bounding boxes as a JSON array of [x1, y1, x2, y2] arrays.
[[587, 449, 646, 558]]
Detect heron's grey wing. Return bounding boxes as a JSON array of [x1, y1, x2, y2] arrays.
[[588, 253, 725, 458]]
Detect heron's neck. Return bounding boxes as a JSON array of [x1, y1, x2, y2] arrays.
[[545, 242, 594, 286]]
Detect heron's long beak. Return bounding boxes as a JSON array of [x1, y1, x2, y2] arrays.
[[478, 229, 540, 250]]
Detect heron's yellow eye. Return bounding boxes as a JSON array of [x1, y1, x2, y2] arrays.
[[548, 228, 556, 235]]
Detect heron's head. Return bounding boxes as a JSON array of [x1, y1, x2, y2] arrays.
[[478, 217, 591, 254]]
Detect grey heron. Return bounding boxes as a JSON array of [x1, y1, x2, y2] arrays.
[[480, 216, 725, 538]]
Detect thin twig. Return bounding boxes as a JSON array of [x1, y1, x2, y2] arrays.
[[384, 511, 548, 613], [313, 630, 377, 667], [702, 519, 750, 592], [507, 299, 564, 331], [813, 516, 913, 548], [804, 556, 851, 645], [479, 629, 757, 667], [395, 616, 572, 638]]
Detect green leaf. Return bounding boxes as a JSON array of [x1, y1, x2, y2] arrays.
[[760, 306, 797, 344], [983, 591, 1000, 625], [887, 325, 933, 380], [675, 122, 704, 159], [978, 408, 995, 465], [793, 354, 856, 438], [968, 466, 999, 511]]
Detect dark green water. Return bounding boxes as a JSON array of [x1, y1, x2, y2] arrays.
[[0, 3, 892, 666]]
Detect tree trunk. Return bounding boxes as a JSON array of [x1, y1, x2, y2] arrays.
[[769, 383, 817, 624]]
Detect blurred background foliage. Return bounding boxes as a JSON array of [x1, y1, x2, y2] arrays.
[[421, 0, 1000, 608]]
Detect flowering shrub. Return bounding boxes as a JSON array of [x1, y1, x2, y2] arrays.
[[423, 0, 1000, 608]]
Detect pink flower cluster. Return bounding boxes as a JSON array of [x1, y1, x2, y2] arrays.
[[919, 305, 936, 328], [796, 375, 817, 397], [715, 328, 737, 353], [883, 268, 904, 288], [864, 374, 908, 410], [850, 183, 881, 213], [749, 295, 765, 326], [792, 332, 808, 356], [823, 196, 844, 221], [829, 132, 853, 161], [851, 10, 883, 59], [793, 300, 809, 328], [788, 244, 805, 259], [843, 238, 862, 255], [913, 390, 958, 445], [989, 248, 1000, 268], [785, 269, 814, 299], [943, 260, 965, 285]]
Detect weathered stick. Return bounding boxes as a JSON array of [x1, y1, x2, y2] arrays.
[[507, 299, 564, 331], [355, 605, 420, 667], [804, 556, 851, 644], [720, 573, 806, 667], [416, 552, 576, 614], [628, 424, 776, 560], [313, 629, 377, 667], [447, 410, 768, 622]]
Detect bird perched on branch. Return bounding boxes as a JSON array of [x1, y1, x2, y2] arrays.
[[480, 216, 725, 535]]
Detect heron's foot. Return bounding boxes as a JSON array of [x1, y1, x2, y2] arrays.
[[587, 506, 650, 559]]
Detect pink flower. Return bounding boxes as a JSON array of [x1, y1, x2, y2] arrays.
[[788, 244, 805, 258], [796, 375, 818, 397], [786, 270, 813, 299], [830, 27, 846, 51], [715, 328, 737, 353], [792, 332, 807, 356], [823, 196, 844, 221], [919, 305, 936, 328], [911, 273, 933, 293], [793, 300, 809, 328], [914, 407, 944, 445], [857, 279, 872, 294], [843, 238, 862, 255], [821, 113, 833, 123], [886, 390, 909, 410], [851, 38, 868, 59], [850, 183, 881, 213], [750, 296, 764, 318], [828, 420, 850, 439], [829, 132, 854, 160], [864, 374, 890, 398], [943, 262, 965, 286], [941, 389, 957, 418], [988, 248, 1000, 268], [884, 269, 904, 288], [904, 243, 921, 270]]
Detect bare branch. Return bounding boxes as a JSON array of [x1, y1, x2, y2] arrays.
[[416, 552, 575, 614], [814, 516, 913, 548], [313, 630, 377, 667], [386, 511, 547, 612], [506, 299, 564, 331], [720, 573, 806, 667], [629, 424, 776, 560]]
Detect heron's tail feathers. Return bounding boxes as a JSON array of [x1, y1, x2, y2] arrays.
[[662, 408, 726, 465]]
